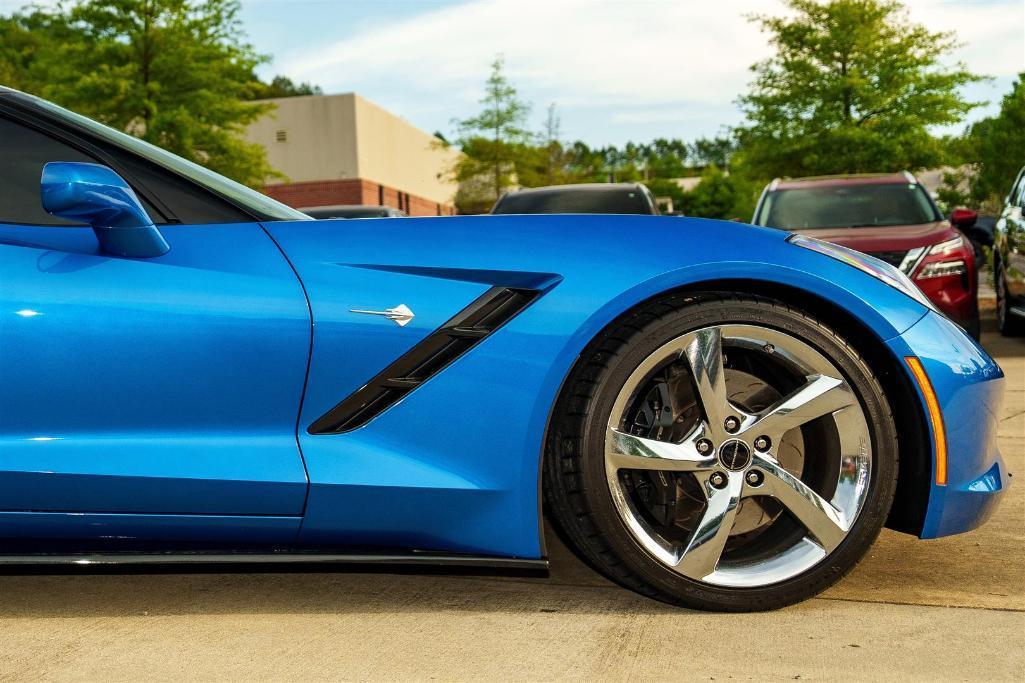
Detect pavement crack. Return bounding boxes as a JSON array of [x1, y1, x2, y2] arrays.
[[814, 595, 1024, 613], [442, 575, 1025, 614]]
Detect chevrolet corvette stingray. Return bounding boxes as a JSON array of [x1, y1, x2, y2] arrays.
[[0, 87, 1009, 611]]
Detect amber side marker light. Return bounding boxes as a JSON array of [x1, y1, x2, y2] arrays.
[[905, 356, 947, 486]]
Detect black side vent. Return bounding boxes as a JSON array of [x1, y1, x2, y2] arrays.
[[308, 287, 540, 434]]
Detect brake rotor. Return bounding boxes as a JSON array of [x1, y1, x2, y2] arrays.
[[718, 369, 805, 536], [625, 366, 804, 539]]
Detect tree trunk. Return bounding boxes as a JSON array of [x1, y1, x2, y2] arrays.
[[840, 56, 852, 122]]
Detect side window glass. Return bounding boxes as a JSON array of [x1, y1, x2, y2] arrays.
[[104, 148, 253, 225], [0, 117, 163, 226], [757, 192, 776, 226], [0, 117, 95, 226]]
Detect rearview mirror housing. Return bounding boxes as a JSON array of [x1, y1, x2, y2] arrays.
[[950, 208, 993, 248], [949, 207, 978, 229], [41, 161, 169, 258]]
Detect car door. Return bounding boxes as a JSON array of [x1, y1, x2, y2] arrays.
[[0, 115, 311, 539], [1002, 172, 1025, 301]]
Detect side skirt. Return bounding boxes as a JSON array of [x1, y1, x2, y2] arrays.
[[0, 550, 550, 571]]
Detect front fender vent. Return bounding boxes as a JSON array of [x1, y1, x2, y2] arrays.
[[308, 286, 540, 434]]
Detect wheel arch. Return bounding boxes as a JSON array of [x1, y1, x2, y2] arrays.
[[539, 277, 931, 558]]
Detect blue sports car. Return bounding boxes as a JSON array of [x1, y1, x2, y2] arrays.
[[0, 87, 1009, 611]]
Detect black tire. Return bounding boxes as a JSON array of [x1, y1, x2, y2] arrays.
[[544, 292, 899, 611], [996, 263, 1025, 337]]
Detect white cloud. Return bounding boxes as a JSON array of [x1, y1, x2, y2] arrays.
[[5, 0, 1020, 143], [908, 0, 1023, 77], [282, 0, 778, 109], [0, 0, 58, 11], [277, 0, 1021, 144]]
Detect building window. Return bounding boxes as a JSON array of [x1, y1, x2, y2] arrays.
[[378, 184, 384, 206], [275, 129, 287, 143]]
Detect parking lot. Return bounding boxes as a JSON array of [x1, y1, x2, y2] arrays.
[[0, 321, 1021, 682]]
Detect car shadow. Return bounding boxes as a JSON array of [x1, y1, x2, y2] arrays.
[[0, 521, 678, 618], [0, 557, 681, 619]]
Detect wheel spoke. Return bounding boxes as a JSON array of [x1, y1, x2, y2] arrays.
[[748, 375, 853, 440], [751, 453, 848, 552], [684, 328, 730, 429], [606, 427, 716, 472], [674, 472, 743, 580], [602, 322, 873, 589]]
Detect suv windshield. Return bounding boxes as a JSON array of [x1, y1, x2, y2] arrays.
[[759, 183, 940, 229], [493, 187, 655, 215], [19, 92, 309, 221]]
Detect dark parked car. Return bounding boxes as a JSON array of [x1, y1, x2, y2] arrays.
[[491, 183, 660, 215], [994, 167, 1025, 336], [753, 173, 983, 338], [302, 205, 407, 219]]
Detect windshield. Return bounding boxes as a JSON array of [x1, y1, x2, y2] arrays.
[[760, 183, 940, 229], [493, 187, 655, 215], [21, 93, 309, 221]]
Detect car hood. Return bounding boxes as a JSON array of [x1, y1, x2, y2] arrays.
[[265, 214, 930, 341], [793, 221, 957, 252]]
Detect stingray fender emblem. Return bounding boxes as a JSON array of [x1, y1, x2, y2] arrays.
[[349, 304, 415, 327]]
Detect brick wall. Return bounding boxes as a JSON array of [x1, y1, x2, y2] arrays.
[[263, 178, 455, 216]]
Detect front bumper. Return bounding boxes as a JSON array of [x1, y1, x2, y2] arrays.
[[888, 311, 1009, 538], [917, 273, 978, 327]]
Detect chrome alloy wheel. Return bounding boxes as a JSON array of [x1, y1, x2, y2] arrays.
[[604, 324, 872, 588]]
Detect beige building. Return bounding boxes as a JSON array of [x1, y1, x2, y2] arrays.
[[246, 93, 460, 215]]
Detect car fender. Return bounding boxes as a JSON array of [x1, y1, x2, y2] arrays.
[[267, 215, 930, 558]]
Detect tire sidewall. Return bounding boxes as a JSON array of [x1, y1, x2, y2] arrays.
[[573, 297, 899, 610]]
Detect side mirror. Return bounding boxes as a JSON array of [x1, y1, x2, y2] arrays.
[[41, 162, 169, 258], [950, 207, 978, 229]]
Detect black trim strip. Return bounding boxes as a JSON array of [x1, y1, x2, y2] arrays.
[[0, 551, 548, 570], [309, 286, 540, 434]]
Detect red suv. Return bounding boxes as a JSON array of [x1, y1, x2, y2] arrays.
[[752, 173, 980, 337]]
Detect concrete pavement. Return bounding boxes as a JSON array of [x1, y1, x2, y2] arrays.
[[0, 327, 1022, 681]]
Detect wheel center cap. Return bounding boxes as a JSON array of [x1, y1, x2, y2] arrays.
[[718, 439, 752, 471]]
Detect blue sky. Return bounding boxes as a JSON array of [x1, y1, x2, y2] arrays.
[[5, 0, 1021, 145], [237, 0, 1021, 146]]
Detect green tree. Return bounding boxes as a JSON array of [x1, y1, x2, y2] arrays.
[[449, 56, 532, 212], [737, 0, 982, 178], [675, 166, 738, 219], [515, 103, 575, 188], [0, 13, 44, 90], [688, 136, 737, 170], [969, 74, 1025, 203], [536, 103, 573, 185], [687, 167, 735, 218], [0, 0, 277, 187], [252, 74, 323, 99], [935, 167, 971, 212], [639, 138, 689, 179], [563, 141, 609, 183]]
